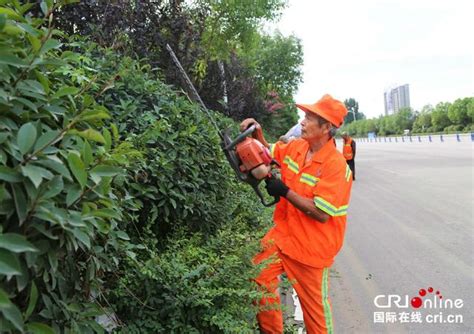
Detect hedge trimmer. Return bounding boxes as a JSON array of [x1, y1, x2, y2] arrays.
[[164, 43, 279, 206]]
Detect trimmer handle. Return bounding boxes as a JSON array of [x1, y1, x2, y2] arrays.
[[225, 124, 256, 150]]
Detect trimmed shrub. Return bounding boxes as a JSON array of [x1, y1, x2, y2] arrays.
[[1, 3, 275, 333], [0, 2, 133, 332]]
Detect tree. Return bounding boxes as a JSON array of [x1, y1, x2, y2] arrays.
[[412, 105, 433, 133], [366, 119, 377, 134], [448, 97, 472, 127], [413, 113, 432, 133], [53, 0, 289, 120], [248, 33, 303, 139], [340, 98, 471, 136], [467, 98, 474, 129], [197, 0, 287, 58], [375, 114, 398, 135], [393, 108, 415, 133], [250, 32, 303, 99], [431, 102, 452, 131], [343, 98, 365, 124]]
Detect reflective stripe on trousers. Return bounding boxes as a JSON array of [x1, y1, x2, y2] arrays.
[[254, 244, 334, 334]]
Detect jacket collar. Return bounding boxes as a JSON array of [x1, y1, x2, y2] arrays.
[[296, 138, 336, 163]]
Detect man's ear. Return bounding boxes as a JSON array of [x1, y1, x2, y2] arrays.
[[323, 123, 335, 136]]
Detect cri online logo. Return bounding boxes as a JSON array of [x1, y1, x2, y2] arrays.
[[374, 287, 463, 309], [411, 287, 441, 308]]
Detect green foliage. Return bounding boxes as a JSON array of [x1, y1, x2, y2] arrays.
[[431, 102, 452, 131], [249, 33, 303, 100], [443, 124, 464, 132], [392, 108, 415, 133], [79, 45, 274, 331], [343, 98, 366, 124], [342, 99, 472, 136], [447, 97, 473, 127], [110, 200, 271, 333], [246, 33, 304, 140], [197, 0, 287, 60], [52, 1, 302, 141], [0, 2, 130, 332], [412, 105, 433, 133], [1, 3, 293, 332], [78, 45, 243, 238], [467, 98, 474, 123]]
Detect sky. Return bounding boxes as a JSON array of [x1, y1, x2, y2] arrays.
[[270, 0, 473, 119]]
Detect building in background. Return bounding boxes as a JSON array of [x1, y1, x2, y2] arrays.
[[384, 84, 410, 115]]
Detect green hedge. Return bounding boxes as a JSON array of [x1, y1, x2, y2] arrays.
[[1, 3, 273, 332], [0, 1, 133, 332], [82, 42, 273, 333]]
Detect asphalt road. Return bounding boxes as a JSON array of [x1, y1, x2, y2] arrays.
[[330, 137, 474, 333]]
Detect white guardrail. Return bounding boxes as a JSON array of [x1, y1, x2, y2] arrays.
[[356, 133, 473, 143]]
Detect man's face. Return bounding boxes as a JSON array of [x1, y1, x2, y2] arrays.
[[300, 112, 330, 141]]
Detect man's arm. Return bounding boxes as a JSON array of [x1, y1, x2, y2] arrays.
[[265, 178, 330, 223], [351, 140, 356, 159], [286, 190, 330, 223]]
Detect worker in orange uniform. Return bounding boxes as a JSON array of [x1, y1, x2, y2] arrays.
[[342, 132, 356, 180], [240, 94, 353, 334]]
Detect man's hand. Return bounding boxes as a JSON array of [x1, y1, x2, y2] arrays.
[[265, 177, 289, 198], [239, 118, 261, 132], [239, 118, 269, 148]]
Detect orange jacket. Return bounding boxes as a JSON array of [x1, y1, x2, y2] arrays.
[[267, 139, 353, 267], [343, 137, 354, 160]]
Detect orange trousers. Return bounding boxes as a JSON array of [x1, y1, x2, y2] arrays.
[[254, 244, 334, 334]]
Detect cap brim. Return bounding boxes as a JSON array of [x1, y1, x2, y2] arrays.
[[295, 103, 313, 114], [296, 103, 326, 119]]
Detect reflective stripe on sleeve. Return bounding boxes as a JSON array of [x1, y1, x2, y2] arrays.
[[269, 144, 276, 158], [283, 156, 299, 174], [300, 173, 320, 186], [345, 165, 352, 182], [314, 196, 348, 217]]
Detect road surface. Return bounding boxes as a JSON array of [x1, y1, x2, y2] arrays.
[[330, 137, 474, 333]]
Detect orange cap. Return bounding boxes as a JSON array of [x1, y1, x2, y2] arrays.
[[296, 94, 347, 127]]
